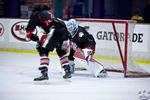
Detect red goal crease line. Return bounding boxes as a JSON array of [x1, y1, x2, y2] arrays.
[[0, 49, 150, 65]]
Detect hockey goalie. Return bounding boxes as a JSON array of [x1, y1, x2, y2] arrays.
[[66, 19, 107, 78]]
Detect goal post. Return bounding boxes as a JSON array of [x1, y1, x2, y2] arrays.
[[74, 18, 150, 77]]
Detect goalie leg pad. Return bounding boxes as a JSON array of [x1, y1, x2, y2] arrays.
[[75, 58, 104, 77], [87, 61, 104, 77]]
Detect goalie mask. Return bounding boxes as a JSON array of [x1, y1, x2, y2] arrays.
[[66, 19, 78, 37]]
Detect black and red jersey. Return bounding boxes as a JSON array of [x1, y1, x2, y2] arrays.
[[71, 26, 96, 50], [26, 10, 69, 42]]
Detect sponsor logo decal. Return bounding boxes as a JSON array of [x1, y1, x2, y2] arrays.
[[0, 23, 4, 37], [11, 21, 37, 42], [96, 31, 143, 43]]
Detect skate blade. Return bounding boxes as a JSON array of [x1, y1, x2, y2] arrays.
[[64, 79, 72, 82], [97, 74, 108, 78], [33, 79, 71, 85], [33, 80, 50, 85]]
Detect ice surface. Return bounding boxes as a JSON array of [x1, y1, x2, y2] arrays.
[[0, 52, 150, 100]]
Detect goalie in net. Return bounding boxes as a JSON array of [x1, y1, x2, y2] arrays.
[[66, 19, 107, 78]]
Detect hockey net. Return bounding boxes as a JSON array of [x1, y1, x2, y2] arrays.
[[74, 18, 150, 77]]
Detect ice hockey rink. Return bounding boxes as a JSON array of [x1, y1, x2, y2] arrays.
[[0, 51, 150, 100]]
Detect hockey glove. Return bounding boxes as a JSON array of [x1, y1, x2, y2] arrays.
[[30, 34, 39, 42], [82, 48, 93, 63], [85, 54, 92, 64], [26, 31, 39, 42], [36, 33, 47, 52], [36, 41, 42, 52]]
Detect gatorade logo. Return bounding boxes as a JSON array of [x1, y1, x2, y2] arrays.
[[11, 21, 37, 42], [0, 23, 4, 37]]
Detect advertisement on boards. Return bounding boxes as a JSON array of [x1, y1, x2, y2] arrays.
[[77, 21, 149, 52], [0, 22, 4, 41]]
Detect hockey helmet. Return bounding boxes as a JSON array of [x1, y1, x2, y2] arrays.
[[66, 19, 78, 36]]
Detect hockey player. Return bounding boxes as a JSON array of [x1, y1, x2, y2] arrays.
[[25, 4, 72, 81], [66, 19, 107, 78]]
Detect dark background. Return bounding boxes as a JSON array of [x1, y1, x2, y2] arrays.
[[0, 0, 150, 23]]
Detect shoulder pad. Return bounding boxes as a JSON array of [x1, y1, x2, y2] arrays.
[[79, 32, 84, 37]]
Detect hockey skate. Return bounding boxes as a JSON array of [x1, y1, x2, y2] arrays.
[[97, 69, 108, 78], [63, 65, 72, 79], [34, 67, 49, 81]]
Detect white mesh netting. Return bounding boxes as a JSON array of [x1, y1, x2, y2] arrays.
[[74, 19, 150, 77]]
